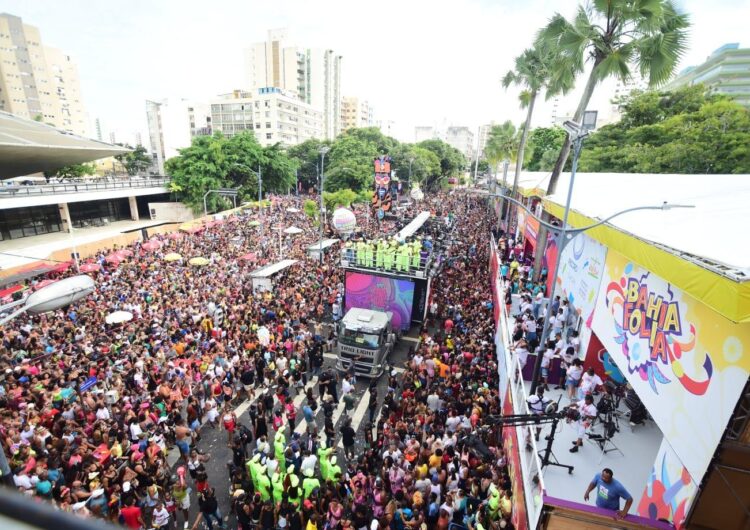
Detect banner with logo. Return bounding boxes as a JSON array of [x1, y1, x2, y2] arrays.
[[638, 439, 698, 529], [556, 233, 608, 328], [591, 250, 750, 488]]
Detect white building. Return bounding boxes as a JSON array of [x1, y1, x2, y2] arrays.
[[210, 88, 324, 148], [244, 29, 341, 140], [414, 126, 437, 143], [146, 98, 209, 175], [445, 126, 475, 161]]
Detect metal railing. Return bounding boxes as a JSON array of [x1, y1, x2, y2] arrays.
[[339, 246, 434, 278], [0, 177, 171, 197]]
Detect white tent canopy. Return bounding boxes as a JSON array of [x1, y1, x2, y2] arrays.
[[516, 171, 750, 276], [397, 211, 431, 241]]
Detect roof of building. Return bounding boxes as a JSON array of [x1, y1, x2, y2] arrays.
[[0, 111, 130, 178], [515, 171, 750, 322], [250, 259, 298, 278], [341, 307, 391, 332]]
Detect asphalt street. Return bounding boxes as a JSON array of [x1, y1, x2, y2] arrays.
[[172, 323, 417, 529]]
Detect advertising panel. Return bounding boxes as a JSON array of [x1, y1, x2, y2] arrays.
[[591, 250, 750, 505], [345, 272, 415, 330], [557, 233, 608, 328], [525, 216, 540, 250], [638, 439, 698, 529], [516, 207, 527, 242]]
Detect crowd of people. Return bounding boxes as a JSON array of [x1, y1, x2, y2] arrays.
[[0, 191, 521, 530]]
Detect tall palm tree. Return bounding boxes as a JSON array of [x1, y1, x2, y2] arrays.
[[502, 46, 576, 202], [538, 0, 690, 194], [484, 121, 519, 188]]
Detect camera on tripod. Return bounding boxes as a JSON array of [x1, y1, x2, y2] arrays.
[[559, 405, 581, 422]]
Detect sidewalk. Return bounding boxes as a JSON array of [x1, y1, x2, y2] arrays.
[[0, 220, 169, 273]]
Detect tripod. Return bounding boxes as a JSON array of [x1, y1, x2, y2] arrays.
[[587, 412, 624, 463], [538, 417, 574, 474]]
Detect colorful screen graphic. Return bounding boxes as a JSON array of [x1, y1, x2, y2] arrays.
[[345, 272, 414, 330]]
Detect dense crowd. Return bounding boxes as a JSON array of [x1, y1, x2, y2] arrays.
[[0, 192, 518, 530]]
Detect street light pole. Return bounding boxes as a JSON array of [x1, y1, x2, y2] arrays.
[[408, 156, 415, 190], [318, 146, 330, 265]]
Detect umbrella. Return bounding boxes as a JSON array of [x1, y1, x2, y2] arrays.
[[283, 226, 303, 235], [117, 249, 134, 257], [34, 279, 58, 290], [48, 261, 73, 274], [248, 220, 261, 227], [164, 253, 182, 262], [238, 253, 257, 262], [167, 232, 183, 240], [105, 310, 133, 325], [105, 252, 123, 264], [188, 257, 209, 267], [141, 240, 162, 251], [285, 207, 300, 213], [79, 263, 101, 273]]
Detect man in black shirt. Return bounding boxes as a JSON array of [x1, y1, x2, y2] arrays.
[[196, 487, 223, 530], [340, 417, 356, 460]]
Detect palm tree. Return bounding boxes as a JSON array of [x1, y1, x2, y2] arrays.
[[502, 45, 576, 203], [484, 121, 519, 189], [538, 0, 689, 194]]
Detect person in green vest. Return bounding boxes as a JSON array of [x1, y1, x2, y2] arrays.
[[327, 455, 342, 484], [383, 241, 395, 271], [256, 464, 271, 501], [274, 431, 286, 473], [356, 240, 366, 266], [271, 471, 284, 504], [317, 444, 333, 482], [365, 241, 374, 268], [411, 239, 422, 269], [375, 239, 385, 269], [302, 467, 320, 499], [246, 454, 261, 491], [287, 473, 302, 507]]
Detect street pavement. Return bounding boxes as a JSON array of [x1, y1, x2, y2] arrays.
[[171, 324, 416, 528]]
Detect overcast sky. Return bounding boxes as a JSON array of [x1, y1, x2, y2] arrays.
[[3, 0, 748, 145]]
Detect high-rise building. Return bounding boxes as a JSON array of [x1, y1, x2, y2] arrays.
[[340, 96, 373, 131], [376, 118, 396, 138], [0, 13, 88, 136], [95, 118, 103, 141], [212, 87, 322, 147], [665, 43, 750, 107], [244, 29, 342, 139], [135, 132, 142, 146], [414, 126, 436, 143], [146, 98, 208, 175], [445, 126, 475, 161], [477, 122, 498, 159]]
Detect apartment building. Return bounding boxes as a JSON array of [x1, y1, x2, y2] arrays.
[[0, 13, 88, 136]]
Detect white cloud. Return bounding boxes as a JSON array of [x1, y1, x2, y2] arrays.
[[3, 0, 747, 144]]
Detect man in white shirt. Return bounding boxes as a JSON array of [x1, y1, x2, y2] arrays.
[[300, 450, 318, 476], [570, 394, 597, 452], [579, 368, 604, 399]]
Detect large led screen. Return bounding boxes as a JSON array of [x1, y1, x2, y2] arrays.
[[345, 272, 415, 330]]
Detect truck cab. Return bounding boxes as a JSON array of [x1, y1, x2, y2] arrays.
[[335, 308, 396, 378]]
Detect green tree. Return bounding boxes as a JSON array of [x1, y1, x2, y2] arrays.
[[49, 163, 96, 180], [325, 135, 378, 192], [417, 139, 466, 191], [115, 144, 152, 175], [577, 86, 750, 174], [537, 0, 690, 193], [502, 45, 576, 197], [483, 121, 520, 187], [303, 199, 319, 221], [323, 189, 359, 211], [286, 138, 331, 192], [526, 127, 566, 171]]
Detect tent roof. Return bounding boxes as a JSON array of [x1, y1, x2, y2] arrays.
[[517, 172, 750, 277], [250, 259, 298, 278], [0, 111, 130, 177]]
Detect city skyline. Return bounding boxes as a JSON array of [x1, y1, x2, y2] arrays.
[[2, 0, 748, 145]]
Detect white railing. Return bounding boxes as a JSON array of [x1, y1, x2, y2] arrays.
[[0, 177, 170, 197]]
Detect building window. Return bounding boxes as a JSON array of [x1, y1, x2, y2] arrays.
[[266, 133, 272, 139], [265, 122, 271, 128]]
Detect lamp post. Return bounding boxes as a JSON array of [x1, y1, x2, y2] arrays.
[[318, 146, 330, 264], [408, 156, 415, 190]]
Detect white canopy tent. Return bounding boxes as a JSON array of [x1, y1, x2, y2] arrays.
[[249, 259, 298, 292], [397, 211, 431, 241]]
